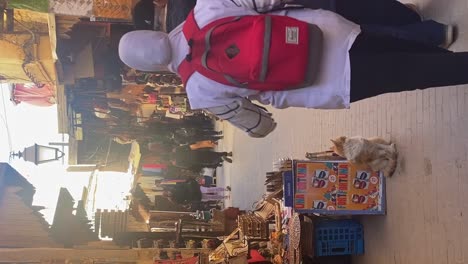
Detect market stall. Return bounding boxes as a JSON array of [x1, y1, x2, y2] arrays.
[[207, 154, 386, 264]]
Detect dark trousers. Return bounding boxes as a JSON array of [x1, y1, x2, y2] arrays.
[[299, 0, 447, 46], [192, 151, 227, 166], [349, 32, 468, 102], [296, 0, 421, 24], [333, 0, 421, 26]]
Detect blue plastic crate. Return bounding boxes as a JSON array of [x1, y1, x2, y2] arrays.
[[314, 219, 364, 256]]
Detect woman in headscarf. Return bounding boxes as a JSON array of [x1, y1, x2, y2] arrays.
[[161, 178, 202, 205], [132, 0, 155, 30], [170, 144, 232, 172], [120, 0, 467, 138]]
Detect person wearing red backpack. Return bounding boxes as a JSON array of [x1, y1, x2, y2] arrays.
[[119, 0, 468, 138]]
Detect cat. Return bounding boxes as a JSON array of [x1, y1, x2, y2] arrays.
[[330, 136, 398, 177]]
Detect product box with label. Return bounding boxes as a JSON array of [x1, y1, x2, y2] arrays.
[[293, 160, 386, 215]]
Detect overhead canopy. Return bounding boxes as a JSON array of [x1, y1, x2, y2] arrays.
[[11, 83, 56, 107]]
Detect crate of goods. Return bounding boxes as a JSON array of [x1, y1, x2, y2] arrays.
[[314, 219, 364, 256], [238, 214, 269, 239]]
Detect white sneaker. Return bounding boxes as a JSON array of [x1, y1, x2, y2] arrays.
[[440, 25, 456, 49]]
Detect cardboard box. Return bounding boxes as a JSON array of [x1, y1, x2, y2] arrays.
[[292, 160, 386, 215]]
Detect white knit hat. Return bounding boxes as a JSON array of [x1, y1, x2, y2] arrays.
[[119, 30, 172, 72]]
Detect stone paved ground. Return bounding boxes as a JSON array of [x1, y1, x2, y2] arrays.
[[216, 1, 468, 263]]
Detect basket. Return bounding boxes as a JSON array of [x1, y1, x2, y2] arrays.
[[314, 219, 364, 256]]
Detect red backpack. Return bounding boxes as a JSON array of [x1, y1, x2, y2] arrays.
[[178, 11, 323, 91]]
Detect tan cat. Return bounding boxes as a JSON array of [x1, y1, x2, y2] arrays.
[[330, 136, 398, 177]]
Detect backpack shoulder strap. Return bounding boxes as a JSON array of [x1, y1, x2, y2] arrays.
[[179, 10, 199, 85], [253, 1, 306, 13], [178, 57, 194, 85], [182, 10, 199, 39]]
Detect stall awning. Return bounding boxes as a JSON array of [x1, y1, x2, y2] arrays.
[[11, 83, 56, 107]]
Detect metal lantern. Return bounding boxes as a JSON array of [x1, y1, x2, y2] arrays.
[[12, 143, 65, 165]]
